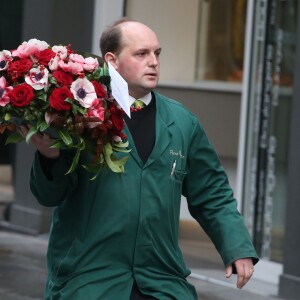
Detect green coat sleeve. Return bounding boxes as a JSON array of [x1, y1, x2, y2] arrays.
[[30, 150, 78, 207], [182, 118, 259, 268]]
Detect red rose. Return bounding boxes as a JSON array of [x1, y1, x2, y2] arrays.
[[49, 87, 73, 111], [10, 83, 35, 107], [35, 49, 56, 66], [52, 70, 74, 87], [91, 81, 107, 98], [8, 58, 33, 80], [110, 105, 125, 135]]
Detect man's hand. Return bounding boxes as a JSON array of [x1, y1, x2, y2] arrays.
[[225, 258, 254, 289], [18, 125, 60, 159]]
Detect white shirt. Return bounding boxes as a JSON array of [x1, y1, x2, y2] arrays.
[[129, 93, 152, 107]]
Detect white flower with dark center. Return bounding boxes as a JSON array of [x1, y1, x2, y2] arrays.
[[0, 50, 11, 71], [0, 76, 12, 107], [25, 66, 49, 91], [70, 78, 96, 108]]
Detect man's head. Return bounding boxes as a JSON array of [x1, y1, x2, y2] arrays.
[[100, 18, 161, 99]]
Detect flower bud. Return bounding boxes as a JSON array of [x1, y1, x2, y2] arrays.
[[4, 113, 11, 121]]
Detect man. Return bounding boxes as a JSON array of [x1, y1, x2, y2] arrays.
[[25, 18, 258, 299]]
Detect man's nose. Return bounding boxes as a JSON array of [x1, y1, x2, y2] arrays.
[[149, 53, 159, 67]]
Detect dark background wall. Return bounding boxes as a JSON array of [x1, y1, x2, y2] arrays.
[[22, 0, 95, 52], [0, 0, 23, 163]]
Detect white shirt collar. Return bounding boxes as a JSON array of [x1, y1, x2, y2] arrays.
[[129, 93, 152, 106]]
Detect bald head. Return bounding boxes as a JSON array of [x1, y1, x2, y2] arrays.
[[100, 19, 158, 57]]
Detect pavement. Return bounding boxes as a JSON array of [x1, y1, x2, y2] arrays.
[[181, 239, 284, 300], [0, 164, 287, 300], [0, 229, 286, 300]]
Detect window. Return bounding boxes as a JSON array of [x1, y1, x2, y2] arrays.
[[196, 0, 247, 82], [125, 0, 247, 84]]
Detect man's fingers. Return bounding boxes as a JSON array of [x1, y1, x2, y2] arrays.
[[235, 261, 254, 289], [16, 125, 59, 158], [17, 125, 28, 137], [225, 264, 233, 278]]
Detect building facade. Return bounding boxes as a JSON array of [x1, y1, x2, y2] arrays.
[[1, 0, 299, 298]]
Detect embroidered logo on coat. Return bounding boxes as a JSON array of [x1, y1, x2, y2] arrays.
[[170, 149, 185, 158]]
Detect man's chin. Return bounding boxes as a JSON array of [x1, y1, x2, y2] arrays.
[[145, 81, 159, 90]]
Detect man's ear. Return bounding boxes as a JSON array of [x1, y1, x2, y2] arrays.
[[104, 52, 118, 69]]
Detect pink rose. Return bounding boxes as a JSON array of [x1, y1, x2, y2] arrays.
[[69, 53, 85, 64], [58, 60, 84, 75], [82, 57, 99, 72], [69, 54, 99, 72], [88, 98, 105, 121], [52, 45, 68, 60], [12, 39, 49, 58], [48, 55, 59, 71]]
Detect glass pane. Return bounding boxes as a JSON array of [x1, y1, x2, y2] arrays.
[[243, 0, 298, 263], [196, 0, 247, 82]]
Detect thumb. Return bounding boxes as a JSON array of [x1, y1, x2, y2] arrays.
[[225, 264, 233, 278]]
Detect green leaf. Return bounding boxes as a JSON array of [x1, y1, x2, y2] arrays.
[[82, 163, 102, 173], [58, 129, 73, 146], [39, 122, 50, 132], [82, 163, 103, 180], [112, 141, 130, 153], [36, 93, 48, 102], [5, 132, 25, 144], [65, 147, 81, 175], [71, 137, 85, 150], [114, 140, 129, 148], [78, 138, 86, 150], [77, 107, 87, 114], [24, 109, 35, 121], [88, 172, 101, 181], [49, 76, 57, 85], [112, 147, 131, 153], [103, 143, 128, 173], [110, 156, 129, 173], [50, 140, 66, 149], [64, 97, 74, 105], [26, 125, 38, 143], [37, 118, 44, 128]]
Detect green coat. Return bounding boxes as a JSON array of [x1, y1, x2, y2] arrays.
[[30, 92, 258, 300]]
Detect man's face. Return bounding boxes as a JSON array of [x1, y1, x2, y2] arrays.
[[114, 23, 161, 99]]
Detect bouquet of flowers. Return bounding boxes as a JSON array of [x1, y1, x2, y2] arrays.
[[0, 39, 129, 178]]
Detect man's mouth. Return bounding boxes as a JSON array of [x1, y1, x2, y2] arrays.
[[145, 73, 157, 78]]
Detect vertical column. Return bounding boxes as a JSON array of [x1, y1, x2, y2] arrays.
[[91, 0, 125, 55], [6, 143, 52, 234], [279, 1, 300, 298]]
